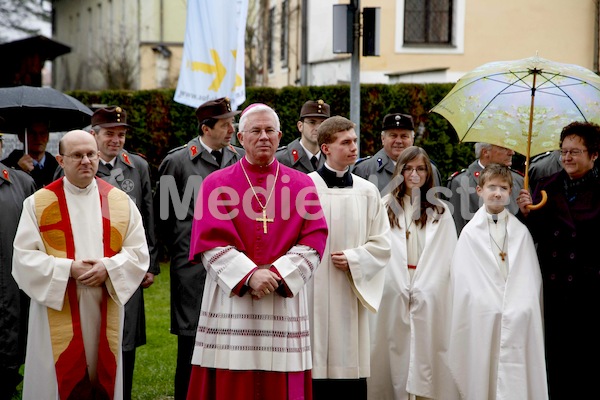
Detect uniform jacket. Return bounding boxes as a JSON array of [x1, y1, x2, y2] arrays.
[[527, 150, 562, 194], [353, 148, 443, 193], [2, 149, 59, 189], [447, 160, 524, 234], [55, 149, 158, 350], [154, 136, 244, 336], [0, 164, 36, 369], [276, 137, 324, 174]]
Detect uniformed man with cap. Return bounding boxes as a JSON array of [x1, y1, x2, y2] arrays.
[[447, 142, 524, 234], [276, 99, 330, 173], [154, 96, 244, 400], [87, 106, 159, 400], [353, 112, 442, 193], [0, 121, 37, 399]]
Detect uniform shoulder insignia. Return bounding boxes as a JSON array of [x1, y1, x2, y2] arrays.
[[120, 152, 134, 166], [130, 151, 147, 160], [276, 145, 287, 152], [354, 156, 371, 166], [167, 144, 187, 154], [2, 168, 11, 182], [530, 151, 551, 164], [448, 168, 466, 181]]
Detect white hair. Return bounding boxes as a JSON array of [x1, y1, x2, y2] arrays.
[[238, 103, 280, 132], [474, 142, 493, 158]]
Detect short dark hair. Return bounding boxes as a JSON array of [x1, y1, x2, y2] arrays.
[[559, 121, 600, 155], [317, 116, 355, 148], [198, 117, 218, 135], [478, 163, 513, 188]]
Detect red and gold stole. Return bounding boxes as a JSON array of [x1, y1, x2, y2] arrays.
[[34, 178, 130, 400]]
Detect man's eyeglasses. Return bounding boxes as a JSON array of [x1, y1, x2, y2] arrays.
[[402, 166, 428, 174], [560, 149, 587, 157], [61, 152, 99, 161]]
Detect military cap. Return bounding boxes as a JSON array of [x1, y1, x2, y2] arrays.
[[300, 99, 331, 119], [92, 106, 131, 128], [196, 97, 241, 123], [382, 113, 414, 131]]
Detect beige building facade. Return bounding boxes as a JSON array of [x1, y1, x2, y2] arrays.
[[51, 0, 186, 91], [51, 0, 600, 91]]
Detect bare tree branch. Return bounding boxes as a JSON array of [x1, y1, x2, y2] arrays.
[[0, 0, 51, 41]]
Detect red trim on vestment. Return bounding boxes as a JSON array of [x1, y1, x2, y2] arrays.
[[40, 178, 119, 400], [42, 179, 88, 399]]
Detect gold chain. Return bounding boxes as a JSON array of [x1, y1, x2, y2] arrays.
[[240, 161, 280, 210], [489, 216, 508, 261]]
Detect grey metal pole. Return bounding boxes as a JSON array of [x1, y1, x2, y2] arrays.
[[350, 0, 361, 156], [301, 0, 308, 85]]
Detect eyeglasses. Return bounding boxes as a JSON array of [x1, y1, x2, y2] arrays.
[[560, 149, 587, 157], [244, 127, 279, 136], [61, 152, 99, 161], [402, 166, 428, 174]]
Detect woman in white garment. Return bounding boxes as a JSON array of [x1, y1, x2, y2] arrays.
[[368, 146, 458, 400]]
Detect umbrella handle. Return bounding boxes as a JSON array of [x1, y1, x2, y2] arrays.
[[526, 190, 547, 211]]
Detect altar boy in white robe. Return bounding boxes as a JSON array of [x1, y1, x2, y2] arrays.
[[308, 116, 391, 399], [447, 163, 548, 400]]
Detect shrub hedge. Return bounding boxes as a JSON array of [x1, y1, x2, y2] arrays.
[[68, 83, 514, 186]]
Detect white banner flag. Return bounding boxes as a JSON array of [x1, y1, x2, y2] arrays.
[[174, 0, 248, 110]]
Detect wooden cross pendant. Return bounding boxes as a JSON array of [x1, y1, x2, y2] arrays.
[[406, 230, 411, 240], [256, 209, 274, 234], [499, 251, 506, 262]]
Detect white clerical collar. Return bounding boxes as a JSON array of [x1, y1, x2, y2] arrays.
[[324, 162, 349, 177], [63, 177, 97, 195], [299, 141, 319, 160], [486, 208, 508, 223]]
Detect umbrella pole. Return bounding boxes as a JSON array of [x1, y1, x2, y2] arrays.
[[525, 69, 548, 210], [24, 127, 28, 155], [524, 71, 537, 191]]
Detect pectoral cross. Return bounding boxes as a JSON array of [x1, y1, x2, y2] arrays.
[[499, 251, 506, 262], [406, 231, 411, 239], [256, 209, 274, 234]]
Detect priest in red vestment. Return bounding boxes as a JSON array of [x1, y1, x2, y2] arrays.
[[187, 103, 329, 400]]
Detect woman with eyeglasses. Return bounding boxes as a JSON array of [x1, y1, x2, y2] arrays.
[[518, 121, 600, 399], [368, 146, 458, 400]]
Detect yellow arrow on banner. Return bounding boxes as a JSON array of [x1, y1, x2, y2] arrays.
[[189, 49, 226, 91]]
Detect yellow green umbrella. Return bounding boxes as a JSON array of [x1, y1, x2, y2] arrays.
[[431, 55, 600, 208]]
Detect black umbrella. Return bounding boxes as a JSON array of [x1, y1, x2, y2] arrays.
[[0, 85, 92, 134]]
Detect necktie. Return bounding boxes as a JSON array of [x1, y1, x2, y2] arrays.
[[211, 150, 223, 166], [311, 155, 318, 170], [105, 163, 113, 171]]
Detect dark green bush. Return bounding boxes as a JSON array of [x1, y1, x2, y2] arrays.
[[68, 83, 479, 185]]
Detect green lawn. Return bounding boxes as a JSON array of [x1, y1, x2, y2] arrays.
[[132, 263, 177, 400], [13, 263, 177, 400]]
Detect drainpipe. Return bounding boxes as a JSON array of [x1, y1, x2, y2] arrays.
[[300, 0, 308, 85]]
